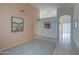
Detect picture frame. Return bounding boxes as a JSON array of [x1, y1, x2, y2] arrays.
[[44, 21, 51, 29], [11, 16, 24, 32]]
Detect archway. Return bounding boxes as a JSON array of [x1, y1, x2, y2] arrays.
[[59, 15, 71, 45]]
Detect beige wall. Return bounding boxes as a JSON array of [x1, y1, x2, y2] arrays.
[[0, 3, 39, 50], [34, 8, 39, 36]]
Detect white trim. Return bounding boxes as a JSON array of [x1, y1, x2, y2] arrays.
[[0, 39, 33, 52], [34, 35, 57, 44]]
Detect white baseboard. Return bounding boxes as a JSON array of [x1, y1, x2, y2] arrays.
[[34, 35, 57, 44], [0, 39, 33, 52]]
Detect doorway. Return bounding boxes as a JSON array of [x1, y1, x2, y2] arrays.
[[59, 15, 71, 45]]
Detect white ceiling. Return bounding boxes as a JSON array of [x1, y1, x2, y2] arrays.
[[31, 3, 75, 18], [31, 3, 75, 10]]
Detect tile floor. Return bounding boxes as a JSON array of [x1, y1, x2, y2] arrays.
[[2, 39, 56, 55], [53, 39, 79, 55], [1, 37, 79, 55]]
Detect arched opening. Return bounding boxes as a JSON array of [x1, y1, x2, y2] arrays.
[[59, 15, 71, 45]]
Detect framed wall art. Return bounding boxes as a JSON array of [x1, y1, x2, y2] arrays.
[[44, 21, 51, 29], [11, 16, 24, 32]]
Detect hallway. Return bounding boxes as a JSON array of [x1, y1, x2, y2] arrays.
[[0, 3, 79, 55]]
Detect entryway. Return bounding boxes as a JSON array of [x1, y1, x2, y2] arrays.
[[59, 15, 71, 45]]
